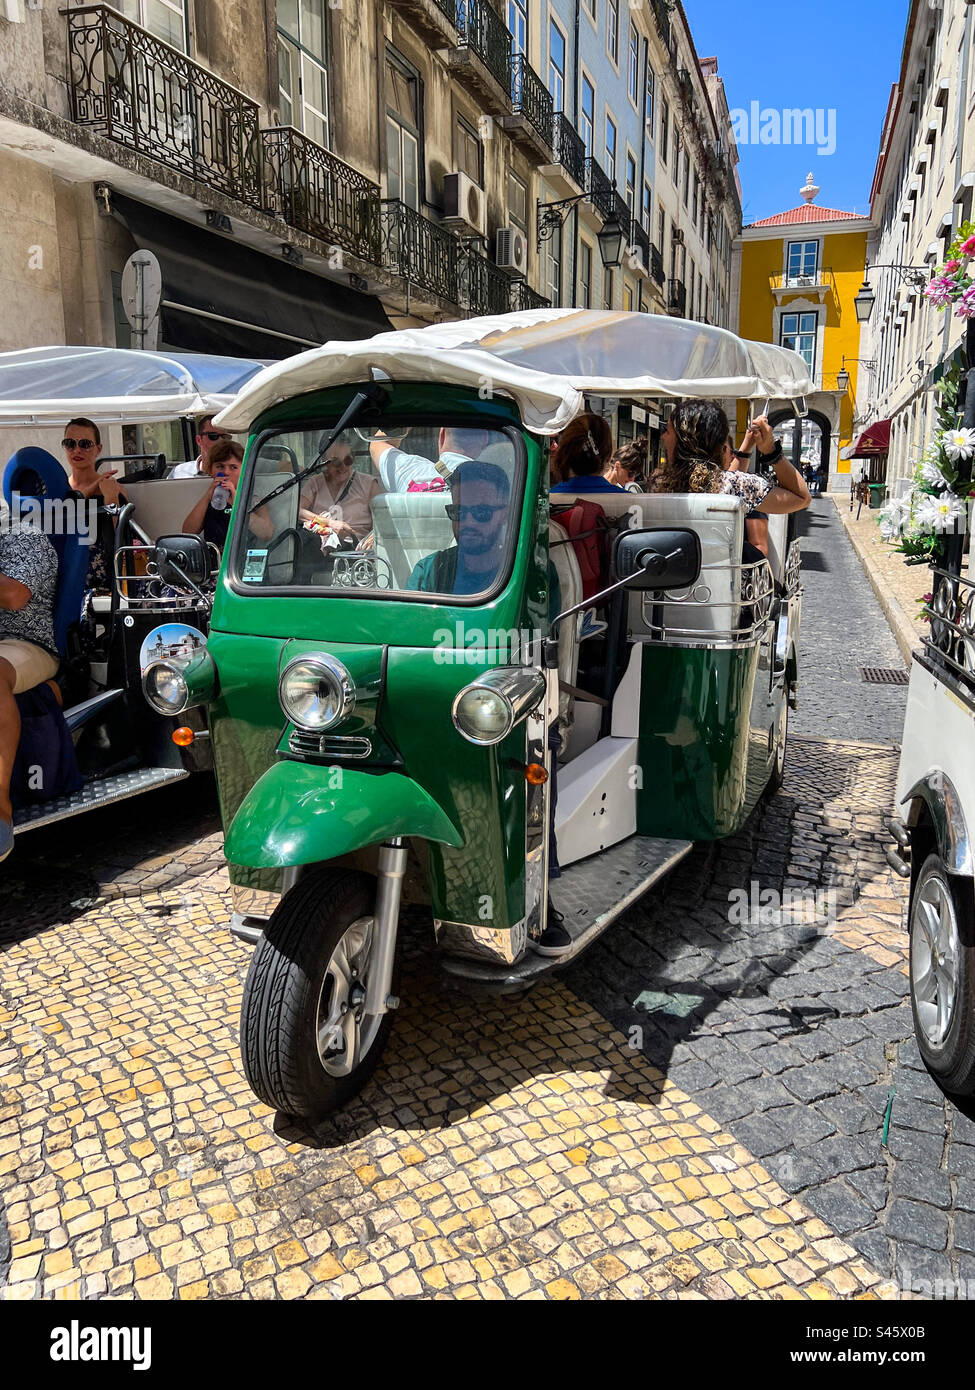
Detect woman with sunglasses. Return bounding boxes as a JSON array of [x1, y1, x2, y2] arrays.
[[298, 435, 382, 546], [62, 418, 128, 593]]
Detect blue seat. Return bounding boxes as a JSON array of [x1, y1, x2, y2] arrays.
[[2, 447, 89, 658]]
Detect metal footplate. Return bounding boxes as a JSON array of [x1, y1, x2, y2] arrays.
[[12, 767, 190, 833], [442, 835, 693, 993]]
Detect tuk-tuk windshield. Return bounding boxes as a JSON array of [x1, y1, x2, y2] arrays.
[[235, 422, 523, 599]]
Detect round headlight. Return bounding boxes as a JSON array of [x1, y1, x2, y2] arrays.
[[279, 654, 355, 732], [452, 687, 513, 745], [143, 662, 189, 715]]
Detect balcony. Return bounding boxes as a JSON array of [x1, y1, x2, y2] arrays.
[[770, 268, 837, 305], [449, 0, 513, 111], [381, 199, 459, 305], [385, 0, 459, 47], [541, 113, 586, 193], [65, 5, 262, 206], [512, 280, 551, 311], [630, 222, 650, 275], [667, 278, 687, 316], [262, 128, 381, 263], [608, 191, 632, 244], [650, 243, 665, 287], [584, 157, 615, 221], [498, 53, 554, 161], [461, 245, 512, 316]]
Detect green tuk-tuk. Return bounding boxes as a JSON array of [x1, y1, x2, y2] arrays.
[[141, 310, 813, 1119]]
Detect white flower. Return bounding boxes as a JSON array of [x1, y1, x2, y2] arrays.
[[941, 427, 975, 461], [879, 518, 902, 542], [879, 494, 912, 533], [919, 456, 949, 488], [914, 491, 967, 533]]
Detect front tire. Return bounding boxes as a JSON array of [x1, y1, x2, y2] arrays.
[[910, 853, 975, 1095], [767, 682, 790, 794], [240, 867, 396, 1119]]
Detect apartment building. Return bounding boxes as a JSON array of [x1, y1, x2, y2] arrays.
[[856, 0, 975, 488], [0, 0, 741, 391]]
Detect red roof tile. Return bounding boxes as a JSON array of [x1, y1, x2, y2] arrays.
[[746, 204, 862, 227]]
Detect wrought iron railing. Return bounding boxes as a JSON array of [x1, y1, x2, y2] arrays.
[[609, 191, 632, 243], [461, 245, 511, 316], [262, 127, 381, 263], [770, 268, 837, 296], [552, 113, 586, 187], [584, 157, 615, 220], [509, 53, 553, 148], [513, 280, 550, 311], [432, 0, 459, 22], [668, 277, 687, 315], [381, 199, 459, 303], [650, 243, 665, 286], [630, 222, 650, 274], [65, 4, 262, 206], [455, 0, 512, 94]]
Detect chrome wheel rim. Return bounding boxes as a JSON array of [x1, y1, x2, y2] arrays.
[[315, 916, 383, 1077], [912, 873, 960, 1047], [774, 690, 788, 778]]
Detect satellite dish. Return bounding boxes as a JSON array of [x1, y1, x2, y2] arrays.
[[121, 250, 162, 350]]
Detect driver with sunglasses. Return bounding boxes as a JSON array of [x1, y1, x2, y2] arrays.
[[406, 461, 510, 596], [170, 416, 234, 478]]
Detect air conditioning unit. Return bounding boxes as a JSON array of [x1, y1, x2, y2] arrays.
[[443, 171, 486, 236], [496, 226, 528, 277]]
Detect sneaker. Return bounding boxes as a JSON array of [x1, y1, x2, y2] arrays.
[[532, 902, 573, 957], [0, 819, 13, 865]]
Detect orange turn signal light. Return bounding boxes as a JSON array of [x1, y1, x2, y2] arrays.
[[172, 726, 195, 747], [524, 762, 548, 785]]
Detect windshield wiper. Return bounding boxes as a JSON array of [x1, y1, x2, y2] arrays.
[[247, 383, 389, 517]]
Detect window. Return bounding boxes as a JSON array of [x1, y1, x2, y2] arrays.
[[545, 223, 562, 307], [691, 170, 699, 225], [607, 0, 619, 66], [581, 75, 595, 157], [673, 131, 680, 185], [781, 311, 817, 373], [506, 0, 527, 55], [645, 64, 655, 130], [682, 151, 690, 206], [277, 0, 329, 147], [454, 114, 483, 186], [546, 24, 570, 119], [625, 154, 636, 217], [670, 220, 679, 278], [580, 242, 593, 308], [657, 205, 666, 258], [385, 50, 421, 209], [603, 266, 614, 309], [623, 281, 633, 312], [507, 169, 528, 232], [605, 114, 617, 182], [120, 0, 185, 47], [628, 21, 639, 105], [786, 240, 819, 284], [642, 181, 652, 232], [660, 98, 670, 165]]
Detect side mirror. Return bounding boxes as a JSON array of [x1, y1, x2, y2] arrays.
[[613, 527, 702, 591], [154, 534, 212, 589]]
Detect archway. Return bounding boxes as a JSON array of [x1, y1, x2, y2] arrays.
[[768, 407, 832, 489]]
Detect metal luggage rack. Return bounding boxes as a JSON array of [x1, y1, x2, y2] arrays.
[[921, 566, 975, 691], [637, 556, 776, 647], [112, 543, 217, 608]]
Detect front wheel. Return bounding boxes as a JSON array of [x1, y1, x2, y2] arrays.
[[240, 867, 396, 1119], [910, 853, 975, 1095], [767, 682, 790, 794]]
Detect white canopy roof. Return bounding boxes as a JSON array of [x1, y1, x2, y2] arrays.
[[0, 346, 271, 428], [216, 309, 815, 435]]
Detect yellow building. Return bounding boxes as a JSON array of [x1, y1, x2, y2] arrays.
[[734, 175, 870, 488]]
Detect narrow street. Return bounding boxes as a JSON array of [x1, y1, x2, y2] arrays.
[[0, 498, 968, 1300]]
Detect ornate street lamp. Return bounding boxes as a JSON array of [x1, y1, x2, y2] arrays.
[[537, 196, 627, 268], [836, 355, 876, 393], [854, 264, 928, 323], [596, 214, 626, 269]]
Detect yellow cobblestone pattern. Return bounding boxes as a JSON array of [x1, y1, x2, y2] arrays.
[[0, 829, 899, 1301]]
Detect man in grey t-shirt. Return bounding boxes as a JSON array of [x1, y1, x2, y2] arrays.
[[0, 522, 59, 861], [368, 426, 493, 491]]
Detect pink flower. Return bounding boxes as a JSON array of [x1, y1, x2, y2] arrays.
[[957, 286, 975, 319], [962, 236, 975, 257], [946, 260, 962, 273], [926, 276, 957, 308]]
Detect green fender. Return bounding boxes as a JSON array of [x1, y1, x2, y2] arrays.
[[224, 760, 464, 869]]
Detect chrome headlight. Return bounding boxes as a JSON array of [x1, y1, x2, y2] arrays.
[[279, 654, 355, 732], [143, 660, 189, 715], [452, 668, 546, 746]]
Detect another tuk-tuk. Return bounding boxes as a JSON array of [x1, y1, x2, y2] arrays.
[[886, 331, 975, 1096], [0, 346, 268, 835], [141, 309, 813, 1118]]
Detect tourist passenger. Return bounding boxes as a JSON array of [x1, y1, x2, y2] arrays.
[[299, 435, 383, 545], [181, 439, 244, 553], [170, 415, 233, 478], [62, 417, 127, 594], [549, 414, 619, 493], [604, 436, 647, 493], [369, 427, 492, 492]]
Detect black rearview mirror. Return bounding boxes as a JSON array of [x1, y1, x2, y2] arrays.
[[614, 528, 702, 591], [154, 534, 212, 589]]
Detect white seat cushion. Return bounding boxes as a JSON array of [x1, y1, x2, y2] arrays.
[[370, 492, 455, 589]]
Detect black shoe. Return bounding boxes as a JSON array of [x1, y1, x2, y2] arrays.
[[532, 902, 572, 957]]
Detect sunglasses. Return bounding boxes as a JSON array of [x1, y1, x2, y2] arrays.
[[327, 456, 354, 467], [62, 438, 96, 450], [445, 503, 506, 523], [202, 431, 232, 442]]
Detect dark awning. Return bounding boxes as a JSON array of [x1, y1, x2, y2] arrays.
[[111, 192, 391, 360], [851, 419, 891, 457]]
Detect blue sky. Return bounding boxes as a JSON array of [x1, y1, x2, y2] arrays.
[[683, 0, 910, 224]]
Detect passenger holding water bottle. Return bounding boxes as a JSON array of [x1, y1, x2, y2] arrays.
[[181, 439, 244, 555]]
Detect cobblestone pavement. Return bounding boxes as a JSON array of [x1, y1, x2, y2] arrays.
[[0, 501, 966, 1302]]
